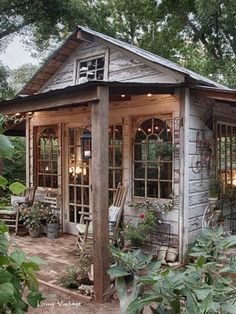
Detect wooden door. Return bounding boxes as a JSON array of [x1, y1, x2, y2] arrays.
[[64, 127, 90, 235]]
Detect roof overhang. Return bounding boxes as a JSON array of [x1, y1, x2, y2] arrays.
[[0, 81, 184, 115], [191, 85, 236, 102]]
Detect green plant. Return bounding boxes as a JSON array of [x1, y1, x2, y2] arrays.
[[0, 175, 26, 206], [124, 211, 157, 247], [59, 244, 94, 288], [0, 221, 45, 313], [58, 266, 78, 288], [46, 211, 59, 224], [109, 227, 236, 314], [208, 177, 219, 198], [20, 208, 42, 230]]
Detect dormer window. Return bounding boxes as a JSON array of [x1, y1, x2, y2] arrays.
[[76, 55, 105, 84]]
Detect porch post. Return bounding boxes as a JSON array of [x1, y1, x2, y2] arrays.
[[179, 87, 190, 262], [91, 86, 110, 302]]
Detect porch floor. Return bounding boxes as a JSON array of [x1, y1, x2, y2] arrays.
[[10, 233, 120, 313], [11, 233, 77, 285]]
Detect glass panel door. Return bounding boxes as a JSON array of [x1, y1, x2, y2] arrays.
[[65, 127, 90, 234]]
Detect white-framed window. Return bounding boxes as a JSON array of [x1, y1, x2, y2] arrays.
[[76, 55, 105, 84], [133, 117, 173, 199]]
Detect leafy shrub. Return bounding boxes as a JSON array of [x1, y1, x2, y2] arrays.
[[124, 211, 157, 247], [58, 266, 78, 288], [0, 221, 45, 313], [109, 227, 236, 314]]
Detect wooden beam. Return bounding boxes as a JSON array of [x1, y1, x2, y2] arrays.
[[77, 30, 94, 43], [179, 87, 190, 262], [91, 86, 110, 302], [192, 89, 236, 102], [0, 87, 99, 115]]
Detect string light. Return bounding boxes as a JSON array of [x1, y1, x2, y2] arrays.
[[147, 93, 152, 97], [121, 94, 126, 98], [138, 127, 142, 131], [148, 128, 151, 132]]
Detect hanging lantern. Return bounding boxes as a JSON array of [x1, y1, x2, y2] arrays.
[[81, 129, 91, 160]]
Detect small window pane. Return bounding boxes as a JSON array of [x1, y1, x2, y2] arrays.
[[69, 186, 74, 203], [160, 182, 172, 198], [134, 180, 145, 197], [76, 187, 81, 204], [147, 164, 158, 179], [147, 181, 158, 198], [134, 162, 145, 179], [160, 163, 172, 180], [69, 205, 75, 223], [83, 187, 89, 205]]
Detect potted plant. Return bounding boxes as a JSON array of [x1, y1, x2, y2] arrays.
[[20, 208, 42, 238], [208, 177, 219, 207], [124, 212, 157, 248], [46, 210, 59, 239]]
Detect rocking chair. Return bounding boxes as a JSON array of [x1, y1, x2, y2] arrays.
[[76, 183, 128, 249]]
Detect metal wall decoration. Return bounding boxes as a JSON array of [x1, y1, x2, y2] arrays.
[[191, 131, 214, 174]]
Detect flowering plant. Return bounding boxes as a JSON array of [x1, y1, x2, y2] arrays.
[[124, 211, 157, 247], [46, 210, 59, 224]]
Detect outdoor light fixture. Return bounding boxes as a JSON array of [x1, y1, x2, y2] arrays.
[[81, 129, 91, 160]]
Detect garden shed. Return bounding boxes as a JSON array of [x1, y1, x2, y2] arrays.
[[1, 26, 236, 301]]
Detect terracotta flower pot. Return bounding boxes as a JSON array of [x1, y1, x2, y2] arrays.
[[29, 227, 41, 238], [166, 247, 178, 262], [158, 246, 168, 263]]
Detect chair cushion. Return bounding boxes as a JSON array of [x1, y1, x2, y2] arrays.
[[109, 205, 120, 222], [76, 223, 93, 234], [0, 207, 16, 215]]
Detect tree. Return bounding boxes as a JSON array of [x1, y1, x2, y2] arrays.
[[9, 63, 38, 93], [0, 0, 235, 87], [0, 63, 15, 101]]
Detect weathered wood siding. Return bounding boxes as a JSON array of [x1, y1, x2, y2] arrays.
[[40, 41, 180, 93], [28, 94, 180, 247], [188, 95, 213, 243], [188, 96, 236, 243]]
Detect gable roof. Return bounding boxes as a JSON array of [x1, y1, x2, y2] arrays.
[[20, 25, 230, 95]]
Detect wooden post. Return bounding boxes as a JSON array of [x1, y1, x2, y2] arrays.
[[179, 87, 190, 262], [91, 86, 110, 302]]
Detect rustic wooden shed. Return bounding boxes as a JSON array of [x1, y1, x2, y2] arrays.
[[1, 26, 236, 301]]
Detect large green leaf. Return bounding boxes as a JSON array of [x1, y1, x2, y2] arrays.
[[0, 268, 12, 284], [0, 175, 8, 187], [127, 294, 163, 314], [9, 182, 26, 195], [11, 249, 26, 265], [107, 265, 130, 277], [185, 291, 200, 314], [28, 256, 47, 265], [27, 291, 44, 308], [0, 282, 14, 304]]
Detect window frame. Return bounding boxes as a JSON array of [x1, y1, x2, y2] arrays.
[[217, 120, 236, 192], [132, 116, 174, 200], [74, 49, 109, 85], [34, 125, 59, 189]]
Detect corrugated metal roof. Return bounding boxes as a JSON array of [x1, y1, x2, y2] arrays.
[[78, 26, 230, 90]]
